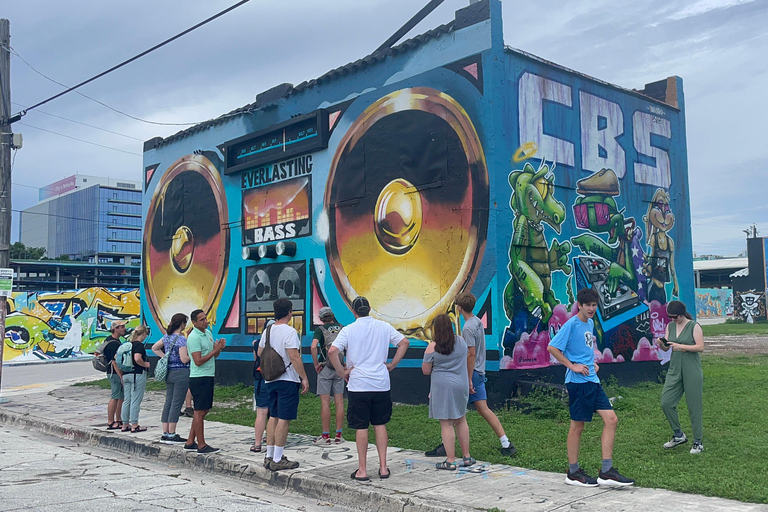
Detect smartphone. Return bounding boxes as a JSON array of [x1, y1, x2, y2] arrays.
[[659, 337, 669, 346]]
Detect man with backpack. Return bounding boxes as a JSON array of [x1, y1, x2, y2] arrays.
[[311, 307, 345, 445], [100, 320, 127, 430], [258, 298, 309, 471]]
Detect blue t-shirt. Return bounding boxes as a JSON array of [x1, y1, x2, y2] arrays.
[[548, 315, 598, 384]]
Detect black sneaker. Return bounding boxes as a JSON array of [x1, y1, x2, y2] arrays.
[[197, 445, 221, 455], [425, 443, 446, 457], [269, 456, 299, 471], [565, 468, 598, 487], [501, 444, 518, 457], [181, 407, 194, 418], [597, 467, 635, 487], [166, 434, 187, 445], [183, 442, 198, 450]]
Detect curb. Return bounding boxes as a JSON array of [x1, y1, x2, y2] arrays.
[[4, 356, 94, 367], [0, 408, 470, 512]]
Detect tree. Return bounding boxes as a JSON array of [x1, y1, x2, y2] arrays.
[[10, 242, 46, 260]]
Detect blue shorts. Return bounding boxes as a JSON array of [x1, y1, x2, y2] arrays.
[[266, 380, 301, 420], [468, 371, 487, 404], [566, 382, 612, 422], [253, 378, 269, 410]]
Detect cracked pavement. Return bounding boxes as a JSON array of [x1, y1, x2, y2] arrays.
[[0, 424, 345, 512]]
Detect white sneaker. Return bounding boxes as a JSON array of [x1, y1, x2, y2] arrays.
[[313, 436, 332, 446], [690, 442, 704, 454], [663, 433, 687, 449], [334, 435, 345, 444]]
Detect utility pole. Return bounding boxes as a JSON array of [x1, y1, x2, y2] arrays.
[[0, 19, 12, 399]]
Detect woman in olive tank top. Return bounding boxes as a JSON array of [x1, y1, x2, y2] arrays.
[[655, 301, 705, 454]]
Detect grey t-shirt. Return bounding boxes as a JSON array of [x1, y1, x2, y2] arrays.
[[462, 316, 485, 374]]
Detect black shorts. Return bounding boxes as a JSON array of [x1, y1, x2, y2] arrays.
[[347, 390, 392, 429], [266, 380, 301, 420], [189, 376, 214, 411], [566, 382, 612, 422]]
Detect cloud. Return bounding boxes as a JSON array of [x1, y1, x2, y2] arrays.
[[668, 0, 756, 21]]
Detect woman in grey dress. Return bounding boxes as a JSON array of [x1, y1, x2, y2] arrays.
[[422, 314, 473, 470]]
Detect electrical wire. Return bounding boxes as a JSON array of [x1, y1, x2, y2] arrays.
[[6, 0, 252, 124], [12, 102, 144, 141], [18, 122, 142, 156]]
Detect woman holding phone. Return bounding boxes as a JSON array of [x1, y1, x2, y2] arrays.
[[655, 300, 705, 454]]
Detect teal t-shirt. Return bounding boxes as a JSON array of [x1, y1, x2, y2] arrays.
[[548, 315, 599, 384], [187, 327, 215, 378]]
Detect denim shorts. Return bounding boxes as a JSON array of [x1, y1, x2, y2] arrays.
[[253, 378, 269, 410], [109, 373, 124, 400], [468, 371, 487, 404]]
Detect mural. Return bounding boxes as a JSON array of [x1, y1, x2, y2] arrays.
[[734, 290, 767, 324], [695, 288, 733, 318], [3, 287, 140, 362], [140, 0, 691, 389]]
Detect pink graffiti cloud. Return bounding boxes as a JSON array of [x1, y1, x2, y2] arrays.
[[594, 347, 624, 364], [648, 300, 671, 339], [631, 337, 661, 362], [508, 329, 552, 369]]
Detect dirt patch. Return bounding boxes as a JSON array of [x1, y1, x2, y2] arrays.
[[705, 335, 768, 355]]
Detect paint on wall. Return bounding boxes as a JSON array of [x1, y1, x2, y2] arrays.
[[695, 288, 733, 318], [3, 287, 140, 362], [734, 289, 767, 323]]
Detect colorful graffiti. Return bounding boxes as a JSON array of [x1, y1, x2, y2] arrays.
[[643, 189, 679, 303], [734, 290, 767, 324], [3, 287, 140, 362], [695, 288, 733, 318]]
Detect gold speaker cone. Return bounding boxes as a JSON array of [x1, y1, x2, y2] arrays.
[[325, 88, 488, 339], [143, 155, 229, 331]]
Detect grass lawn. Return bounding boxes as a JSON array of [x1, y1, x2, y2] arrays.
[[702, 321, 768, 337], [76, 354, 768, 503]]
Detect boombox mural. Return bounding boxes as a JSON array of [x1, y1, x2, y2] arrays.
[[141, 0, 693, 397]]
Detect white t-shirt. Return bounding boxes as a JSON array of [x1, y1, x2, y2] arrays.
[[259, 323, 301, 383], [332, 316, 405, 392]]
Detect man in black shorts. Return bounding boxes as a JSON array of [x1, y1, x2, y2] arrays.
[[328, 297, 409, 481]]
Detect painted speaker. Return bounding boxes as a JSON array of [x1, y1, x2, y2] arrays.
[[143, 154, 229, 330], [325, 88, 489, 339]]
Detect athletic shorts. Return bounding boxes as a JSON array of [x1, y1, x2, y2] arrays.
[[189, 376, 214, 411], [347, 390, 392, 429], [468, 371, 487, 404], [109, 373, 124, 400], [253, 378, 269, 410], [316, 365, 345, 396], [566, 382, 612, 422], [266, 380, 301, 420]]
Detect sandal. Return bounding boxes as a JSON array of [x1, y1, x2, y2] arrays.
[[130, 426, 147, 433], [350, 470, 371, 482], [378, 468, 391, 479], [117, 421, 124, 427], [121, 425, 131, 432], [250, 445, 262, 453], [107, 422, 121, 430], [435, 460, 457, 471]]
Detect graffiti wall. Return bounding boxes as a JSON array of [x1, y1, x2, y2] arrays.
[[695, 288, 733, 318], [140, 0, 692, 386], [3, 287, 140, 362]]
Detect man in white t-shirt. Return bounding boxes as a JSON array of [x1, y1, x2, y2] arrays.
[[328, 296, 409, 482], [258, 298, 309, 471]]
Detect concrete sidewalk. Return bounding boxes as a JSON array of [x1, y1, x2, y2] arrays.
[[0, 385, 765, 512]]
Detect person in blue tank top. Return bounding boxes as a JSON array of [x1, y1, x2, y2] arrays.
[[548, 288, 634, 488]]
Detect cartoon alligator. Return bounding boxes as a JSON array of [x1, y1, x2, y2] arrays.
[[503, 161, 571, 323]]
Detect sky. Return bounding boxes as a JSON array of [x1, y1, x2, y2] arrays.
[[3, 0, 767, 256]]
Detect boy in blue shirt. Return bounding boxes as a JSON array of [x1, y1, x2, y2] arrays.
[[548, 288, 634, 488]]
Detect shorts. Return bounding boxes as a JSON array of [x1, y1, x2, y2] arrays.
[[253, 378, 269, 410], [189, 376, 214, 411], [468, 371, 487, 404], [266, 380, 301, 420], [566, 382, 613, 422], [347, 390, 392, 429], [109, 373, 124, 400], [316, 365, 345, 396]]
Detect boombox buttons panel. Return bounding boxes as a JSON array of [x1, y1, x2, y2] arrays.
[[325, 88, 489, 340], [143, 155, 230, 330]]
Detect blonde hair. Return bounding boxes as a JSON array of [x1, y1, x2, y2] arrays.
[[129, 325, 149, 341]]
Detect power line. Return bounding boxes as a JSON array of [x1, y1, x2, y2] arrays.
[[6, 0, 252, 125], [12, 102, 144, 141], [18, 122, 142, 156]]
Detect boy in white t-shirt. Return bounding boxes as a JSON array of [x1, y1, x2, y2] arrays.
[[258, 298, 309, 471], [328, 296, 409, 482]]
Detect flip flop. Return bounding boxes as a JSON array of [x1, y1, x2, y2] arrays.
[[131, 426, 147, 433], [350, 470, 370, 482], [107, 422, 121, 430], [378, 468, 391, 479], [250, 445, 262, 453], [121, 426, 131, 432]]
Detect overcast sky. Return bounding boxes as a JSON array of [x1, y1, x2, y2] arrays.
[[4, 0, 767, 256]]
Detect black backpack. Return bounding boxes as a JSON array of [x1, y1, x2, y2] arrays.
[[92, 339, 115, 372]]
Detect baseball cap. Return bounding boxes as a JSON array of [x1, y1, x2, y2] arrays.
[[352, 296, 370, 315], [318, 307, 334, 321], [110, 320, 127, 331]]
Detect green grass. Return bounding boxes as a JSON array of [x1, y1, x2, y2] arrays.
[[702, 321, 768, 337], [74, 378, 168, 392], [203, 355, 768, 504]]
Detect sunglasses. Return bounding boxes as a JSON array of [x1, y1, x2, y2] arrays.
[[653, 202, 671, 214], [667, 314, 679, 320]]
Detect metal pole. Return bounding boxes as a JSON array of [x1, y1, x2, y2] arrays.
[[0, 19, 12, 400]]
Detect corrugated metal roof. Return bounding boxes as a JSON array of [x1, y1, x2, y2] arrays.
[[693, 258, 749, 271], [147, 22, 456, 150]]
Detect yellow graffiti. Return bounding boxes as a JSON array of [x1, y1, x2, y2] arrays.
[[512, 141, 538, 163]]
